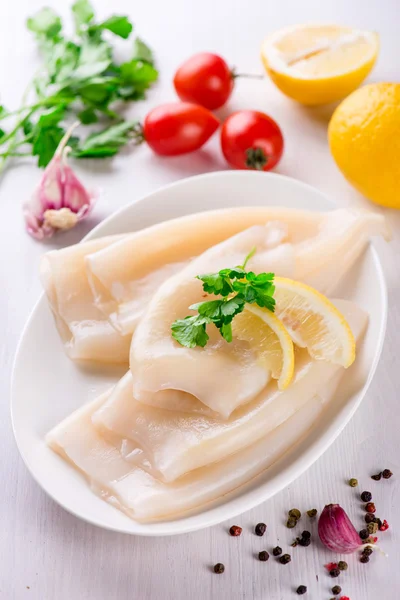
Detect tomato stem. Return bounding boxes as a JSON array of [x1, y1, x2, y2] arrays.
[[245, 147, 268, 170]]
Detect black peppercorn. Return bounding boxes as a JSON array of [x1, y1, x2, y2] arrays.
[[255, 522, 267, 536], [365, 513, 375, 524], [359, 528, 369, 540], [213, 563, 225, 574], [272, 546, 282, 556], [382, 469, 393, 479], [362, 546, 373, 557], [298, 537, 311, 547], [329, 568, 341, 578], [360, 491, 372, 502], [296, 585, 307, 595], [360, 555, 370, 563], [374, 517, 382, 529], [229, 525, 242, 536], [279, 554, 291, 564], [258, 550, 269, 562], [332, 585, 342, 595], [338, 561, 348, 571], [371, 472, 382, 481], [301, 530, 311, 539]]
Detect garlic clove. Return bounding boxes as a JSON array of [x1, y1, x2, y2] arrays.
[[318, 503, 362, 554]]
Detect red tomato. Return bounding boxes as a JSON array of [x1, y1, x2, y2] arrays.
[[173, 53, 234, 110], [221, 110, 284, 171], [144, 102, 220, 156]]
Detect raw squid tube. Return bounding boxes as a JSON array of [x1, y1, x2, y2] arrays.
[[85, 207, 325, 335], [40, 236, 132, 363], [96, 300, 367, 482], [130, 224, 296, 417], [47, 388, 328, 523]]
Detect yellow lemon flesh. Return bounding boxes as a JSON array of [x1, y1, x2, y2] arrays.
[[261, 24, 379, 105], [329, 83, 400, 209], [273, 277, 355, 368], [232, 306, 294, 390]]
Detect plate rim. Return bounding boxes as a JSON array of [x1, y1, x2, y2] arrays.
[[10, 170, 388, 536]]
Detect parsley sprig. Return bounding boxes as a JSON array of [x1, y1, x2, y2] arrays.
[[0, 0, 158, 171], [171, 249, 276, 348]]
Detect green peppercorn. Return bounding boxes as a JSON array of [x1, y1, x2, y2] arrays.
[[349, 478, 358, 487], [286, 517, 297, 529], [306, 508, 317, 518], [213, 563, 225, 574], [288, 508, 301, 520], [367, 522, 378, 534], [338, 561, 348, 571], [332, 585, 342, 595]]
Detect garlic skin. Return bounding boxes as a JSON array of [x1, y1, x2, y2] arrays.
[[318, 503, 362, 554], [23, 124, 96, 240]]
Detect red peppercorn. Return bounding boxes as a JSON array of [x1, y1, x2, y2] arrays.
[[339, 597, 351, 600], [325, 563, 338, 571], [365, 502, 376, 513], [379, 519, 389, 532], [229, 525, 242, 536]]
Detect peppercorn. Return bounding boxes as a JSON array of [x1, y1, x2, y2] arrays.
[[332, 585, 342, 595], [258, 550, 269, 562], [279, 554, 291, 564], [359, 528, 369, 540], [367, 522, 378, 534], [382, 469, 393, 479], [362, 546, 373, 557], [301, 530, 311, 540], [255, 522, 267, 536], [298, 537, 311, 547], [288, 508, 301, 520], [371, 472, 382, 481], [213, 563, 225, 574], [349, 478, 358, 487], [287, 517, 297, 528], [296, 585, 307, 595], [306, 508, 317, 518], [365, 513, 375, 524], [379, 519, 389, 532], [329, 568, 341, 578], [374, 517, 382, 528], [365, 502, 376, 513], [291, 539, 299, 548], [338, 561, 348, 571], [360, 555, 370, 563], [360, 491, 372, 502], [272, 546, 282, 556], [229, 525, 242, 537]]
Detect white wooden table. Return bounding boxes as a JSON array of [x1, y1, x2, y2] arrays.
[[1, 0, 399, 598]]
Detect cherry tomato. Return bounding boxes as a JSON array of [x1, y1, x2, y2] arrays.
[[143, 102, 220, 156], [173, 53, 234, 110], [220, 110, 284, 171]]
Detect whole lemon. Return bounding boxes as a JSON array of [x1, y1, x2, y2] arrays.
[[328, 83, 400, 208]]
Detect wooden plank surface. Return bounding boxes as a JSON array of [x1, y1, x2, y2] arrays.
[[1, 0, 399, 598]]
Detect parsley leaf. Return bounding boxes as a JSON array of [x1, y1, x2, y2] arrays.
[[72, 0, 95, 32], [71, 120, 141, 157], [27, 8, 62, 39], [132, 38, 154, 64], [171, 316, 209, 349], [96, 16, 133, 39], [171, 250, 276, 348]]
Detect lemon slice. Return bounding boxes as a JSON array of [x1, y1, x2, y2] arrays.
[[273, 277, 355, 367], [232, 305, 294, 390], [261, 24, 379, 105]]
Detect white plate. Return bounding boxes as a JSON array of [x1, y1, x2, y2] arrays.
[[11, 171, 387, 536]]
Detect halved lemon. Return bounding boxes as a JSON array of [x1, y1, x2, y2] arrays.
[[232, 305, 294, 390], [273, 277, 355, 367], [261, 24, 379, 105]]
